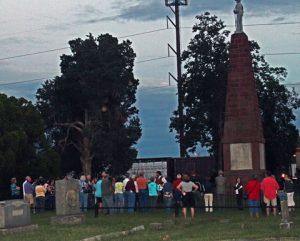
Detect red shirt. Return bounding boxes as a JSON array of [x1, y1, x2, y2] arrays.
[[261, 177, 279, 200], [136, 177, 148, 190], [172, 178, 182, 190], [245, 180, 261, 200]]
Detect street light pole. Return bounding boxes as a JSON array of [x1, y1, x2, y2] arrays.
[[165, 0, 187, 157]]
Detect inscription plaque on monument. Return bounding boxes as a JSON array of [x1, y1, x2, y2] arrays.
[[230, 143, 252, 170]]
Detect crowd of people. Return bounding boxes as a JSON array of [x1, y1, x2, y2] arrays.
[[9, 170, 297, 219]]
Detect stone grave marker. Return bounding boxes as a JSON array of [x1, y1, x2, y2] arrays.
[[50, 178, 85, 224], [0, 200, 38, 234]]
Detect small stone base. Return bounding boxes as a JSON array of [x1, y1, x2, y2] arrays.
[[51, 214, 85, 225], [0, 224, 38, 235], [279, 221, 293, 229]]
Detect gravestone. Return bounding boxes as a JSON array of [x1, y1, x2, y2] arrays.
[[0, 200, 38, 234], [50, 178, 85, 224], [278, 191, 293, 229]]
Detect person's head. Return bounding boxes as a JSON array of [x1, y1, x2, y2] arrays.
[[125, 173, 130, 179], [131, 174, 136, 180], [80, 175, 86, 181], [86, 175, 92, 181], [101, 171, 107, 178], [156, 171, 162, 177], [218, 170, 224, 176], [283, 173, 289, 180], [150, 176, 155, 182], [251, 174, 258, 180], [176, 174, 182, 179], [139, 172, 144, 177], [235, 0, 241, 3], [182, 174, 190, 182], [236, 177, 241, 183], [11, 177, 17, 184], [25, 176, 31, 182], [265, 171, 271, 177]]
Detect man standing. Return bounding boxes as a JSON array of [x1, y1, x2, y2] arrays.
[[23, 176, 35, 213], [101, 172, 114, 214], [261, 171, 279, 216], [215, 170, 226, 208]]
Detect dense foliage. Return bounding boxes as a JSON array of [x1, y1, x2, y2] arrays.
[[0, 94, 60, 199]]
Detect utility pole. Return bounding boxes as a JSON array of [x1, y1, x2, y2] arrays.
[[165, 0, 188, 157]]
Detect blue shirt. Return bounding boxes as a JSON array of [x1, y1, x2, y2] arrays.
[[95, 179, 102, 198], [148, 182, 159, 196]]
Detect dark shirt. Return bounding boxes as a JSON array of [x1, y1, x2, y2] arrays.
[[284, 179, 295, 193], [101, 179, 113, 196], [125, 180, 136, 192]]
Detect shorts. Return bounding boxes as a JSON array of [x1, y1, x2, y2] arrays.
[[182, 192, 195, 208], [24, 193, 34, 205], [263, 196, 277, 207]]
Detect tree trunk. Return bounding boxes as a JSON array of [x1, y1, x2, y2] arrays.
[[80, 136, 93, 175]]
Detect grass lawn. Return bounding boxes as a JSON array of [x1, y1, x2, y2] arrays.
[[1, 209, 300, 241]]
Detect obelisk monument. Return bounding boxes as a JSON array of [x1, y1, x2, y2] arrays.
[[222, 0, 265, 183]]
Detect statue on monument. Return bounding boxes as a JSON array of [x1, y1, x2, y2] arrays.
[[233, 0, 244, 33]]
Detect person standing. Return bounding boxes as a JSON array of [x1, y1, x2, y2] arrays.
[[94, 173, 103, 217], [79, 175, 88, 212], [234, 177, 243, 210], [136, 172, 148, 212], [23, 176, 35, 213], [114, 176, 125, 213], [261, 171, 279, 216], [35, 179, 46, 213], [177, 174, 199, 219], [101, 172, 114, 214], [125, 175, 138, 213], [203, 176, 214, 213], [148, 177, 159, 211], [283, 174, 295, 212], [215, 170, 226, 209], [172, 174, 182, 217], [244, 175, 261, 217], [155, 171, 167, 206], [10, 177, 21, 199], [162, 178, 173, 212]]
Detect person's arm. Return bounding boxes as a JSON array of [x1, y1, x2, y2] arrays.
[[193, 183, 199, 192], [134, 181, 139, 193]]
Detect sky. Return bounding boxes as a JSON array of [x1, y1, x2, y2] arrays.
[[0, 0, 299, 157]]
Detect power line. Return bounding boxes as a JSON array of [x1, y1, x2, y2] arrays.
[[0, 77, 48, 86]]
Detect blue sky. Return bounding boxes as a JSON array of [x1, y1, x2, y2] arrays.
[[0, 0, 299, 157]]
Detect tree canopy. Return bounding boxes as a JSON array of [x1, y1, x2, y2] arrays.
[[36, 33, 141, 176], [0, 94, 60, 199], [170, 12, 300, 172]]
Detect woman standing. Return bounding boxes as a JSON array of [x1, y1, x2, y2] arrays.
[[10, 177, 21, 199], [234, 177, 243, 210], [148, 177, 159, 211], [177, 174, 198, 219], [245, 175, 261, 217], [283, 174, 295, 212], [35, 179, 46, 212]]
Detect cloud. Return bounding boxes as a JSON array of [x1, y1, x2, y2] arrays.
[[110, 0, 300, 22], [272, 17, 286, 22]]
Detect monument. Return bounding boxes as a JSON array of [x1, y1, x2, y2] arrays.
[[50, 178, 85, 224], [0, 200, 38, 234], [222, 0, 265, 183]]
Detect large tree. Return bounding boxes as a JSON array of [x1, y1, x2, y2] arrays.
[[36, 33, 141, 176], [0, 94, 60, 199], [170, 12, 300, 172]]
